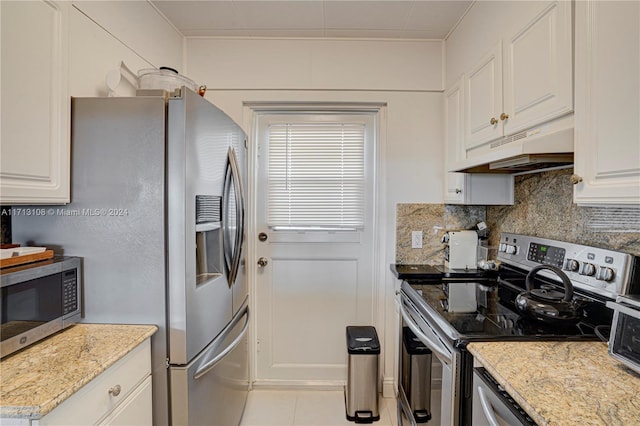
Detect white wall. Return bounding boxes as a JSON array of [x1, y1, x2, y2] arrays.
[[186, 37, 445, 394], [69, 1, 183, 97]]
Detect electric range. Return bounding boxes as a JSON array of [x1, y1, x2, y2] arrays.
[[397, 233, 640, 425]]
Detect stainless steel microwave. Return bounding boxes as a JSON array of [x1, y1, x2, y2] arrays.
[[607, 295, 640, 375], [1, 257, 82, 358]]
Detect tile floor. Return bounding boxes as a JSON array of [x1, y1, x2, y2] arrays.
[[240, 390, 399, 426]]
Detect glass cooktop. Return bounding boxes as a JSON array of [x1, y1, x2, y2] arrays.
[[406, 281, 609, 345]]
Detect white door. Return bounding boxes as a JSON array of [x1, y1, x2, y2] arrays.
[[253, 111, 377, 385]]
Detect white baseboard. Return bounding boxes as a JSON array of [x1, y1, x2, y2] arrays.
[[382, 377, 396, 398]]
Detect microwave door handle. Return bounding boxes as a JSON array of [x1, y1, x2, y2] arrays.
[[194, 305, 250, 380], [477, 386, 501, 426], [399, 295, 452, 364], [607, 301, 640, 320]]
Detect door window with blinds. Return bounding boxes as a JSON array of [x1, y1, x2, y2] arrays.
[[260, 113, 374, 231]]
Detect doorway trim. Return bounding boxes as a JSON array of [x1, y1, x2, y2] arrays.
[[242, 101, 388, 389]]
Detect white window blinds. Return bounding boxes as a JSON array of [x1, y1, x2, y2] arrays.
[[267, 123, 366, 229]]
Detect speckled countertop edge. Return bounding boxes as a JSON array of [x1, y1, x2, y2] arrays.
[[0, 323, 157, 419], [468, 341, 640, 426]]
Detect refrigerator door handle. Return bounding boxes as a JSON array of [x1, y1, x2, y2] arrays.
[[222, 150, 236, 286], [227, 147, 245, 286], [193, 305, 250, 380]]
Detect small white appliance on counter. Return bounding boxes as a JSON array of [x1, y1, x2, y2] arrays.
[[443, 230, 478, 270]]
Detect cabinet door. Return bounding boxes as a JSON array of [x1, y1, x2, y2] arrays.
[[574, 0, 640, 205], [502, 1, 573, 135], [444, 77, 466, 204], [0, 0, 70, 204], [465, 41, 502, 149], [99, 376, 153, 426]]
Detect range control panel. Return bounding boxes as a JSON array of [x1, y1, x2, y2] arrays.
[[497, 233, 637, 299]]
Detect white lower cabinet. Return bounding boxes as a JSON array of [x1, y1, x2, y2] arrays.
[[34, 339, 152, 426], [573, 0, 640, 205], [99, 376, 152, 426]]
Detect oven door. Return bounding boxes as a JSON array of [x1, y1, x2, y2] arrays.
[[398, 288, 461, 426]]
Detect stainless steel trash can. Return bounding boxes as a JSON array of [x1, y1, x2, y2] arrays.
[[345, 326, 380, 423], [401, 327, 432, 423]]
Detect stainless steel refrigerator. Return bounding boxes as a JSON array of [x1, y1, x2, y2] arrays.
[[12, 88, 249, 425]]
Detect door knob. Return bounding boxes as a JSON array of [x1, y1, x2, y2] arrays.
[[257, 257, 268, 267], [500, 113, 509, 121], [490, 117, 498, 125], [258, 232, 268, 242]]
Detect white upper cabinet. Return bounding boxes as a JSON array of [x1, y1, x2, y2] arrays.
[[447, 1, 574, 169], [502, 1, 573, 136], [465, 41, 503, 149], [573, 0, 640, 205], [446, 76, 514, 205], [0, 0, 70, 204]]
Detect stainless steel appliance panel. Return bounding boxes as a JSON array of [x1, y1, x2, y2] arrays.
[[170, 303, 250, 425], [472, 368, 536, 426], [167, 89, 234, 365]]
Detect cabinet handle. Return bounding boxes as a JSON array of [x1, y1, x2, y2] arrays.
[[109, 384, 122, 397], [490, 117, 498, 125], [500, 113, 509, 121], [455, 188, 462, 194], [570, 174, 583, 185]]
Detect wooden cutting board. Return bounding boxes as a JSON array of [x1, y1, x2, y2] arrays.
[[0, 250, 54, 269]]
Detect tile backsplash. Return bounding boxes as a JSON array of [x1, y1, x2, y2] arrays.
[[396, 203, 485, 264], [486, 168, 640, 257], [1, 206, 10, 244], [396, 168, 640, 263]]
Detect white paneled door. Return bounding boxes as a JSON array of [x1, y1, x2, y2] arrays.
[[253, 111, 377, 385]]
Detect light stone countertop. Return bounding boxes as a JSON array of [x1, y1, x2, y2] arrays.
[[0, 323, 157, 419], [467, 341, 640, 426]]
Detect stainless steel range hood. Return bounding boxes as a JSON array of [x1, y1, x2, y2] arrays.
[[489, 153, 574, 172], [450, 120, 574, 174]]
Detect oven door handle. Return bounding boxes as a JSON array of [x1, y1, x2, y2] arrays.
[[399, 294, 452, 364], [476, 385, 501, 426]]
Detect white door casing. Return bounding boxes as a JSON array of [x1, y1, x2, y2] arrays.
[[251, 109, 379, 386]]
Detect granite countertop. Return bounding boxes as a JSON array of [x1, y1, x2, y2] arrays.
[[467, 341, 640, 426], [0, 323, 157, 419]]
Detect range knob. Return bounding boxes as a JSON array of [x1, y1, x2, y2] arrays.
[[564, 259, 580, 272], [596, 266, 615, 282], [580, 263, 596, 276], [505, 245, 517, 255]]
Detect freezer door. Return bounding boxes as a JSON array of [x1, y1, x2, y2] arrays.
[[170, 303, 250, 425], [167, 88, 244, 364]]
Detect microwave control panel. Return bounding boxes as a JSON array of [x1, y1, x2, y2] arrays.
[[62, 269, 78, 315]]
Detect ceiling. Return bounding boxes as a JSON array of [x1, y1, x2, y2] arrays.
[[151, 1, 472, 39]]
